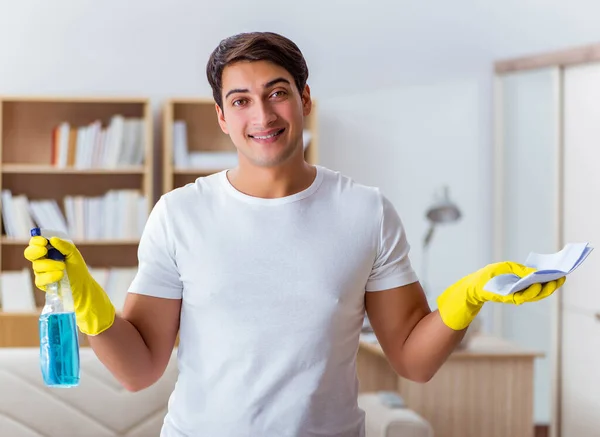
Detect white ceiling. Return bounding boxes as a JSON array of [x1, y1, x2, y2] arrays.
[[1, 0, 599, 98]]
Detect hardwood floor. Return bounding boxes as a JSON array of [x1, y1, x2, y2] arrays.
[[535, 425, 549, 437]]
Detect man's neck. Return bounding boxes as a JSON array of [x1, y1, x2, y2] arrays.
[[227, 159, 316, 199]]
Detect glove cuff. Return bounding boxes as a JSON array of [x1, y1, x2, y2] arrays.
[[72, 277, 117, 336], [76, 301, 116, 336], [437, 287, 483, 331]]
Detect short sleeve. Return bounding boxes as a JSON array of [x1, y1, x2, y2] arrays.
[[128, 196, 183, 299], [366, 193, 419, 292]]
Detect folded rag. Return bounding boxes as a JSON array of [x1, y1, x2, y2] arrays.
[[484, 242, 593, 296]]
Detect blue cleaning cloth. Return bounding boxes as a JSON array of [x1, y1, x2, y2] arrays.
[[484, 243, 593, 296]]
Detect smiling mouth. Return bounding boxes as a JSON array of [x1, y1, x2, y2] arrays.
[[248, 128, 285, 139]]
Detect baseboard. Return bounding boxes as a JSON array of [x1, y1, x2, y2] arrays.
[[535, 424, 549, 437]]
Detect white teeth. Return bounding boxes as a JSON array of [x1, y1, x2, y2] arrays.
[[252, 130, 282, 139]]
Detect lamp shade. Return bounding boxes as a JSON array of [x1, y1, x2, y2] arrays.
[[425, 186, 461, 224]]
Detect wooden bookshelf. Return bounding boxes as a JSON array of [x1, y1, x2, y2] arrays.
[[2, 164, 146, 174], [162, 97, 319, 193], [1, 237, 141, 246], [0, 96, 154, 346]]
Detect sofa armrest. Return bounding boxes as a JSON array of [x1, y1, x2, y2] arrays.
[[0, 347, 178, 437]]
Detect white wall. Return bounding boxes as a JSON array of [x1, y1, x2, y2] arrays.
[[3, 0, 600, 424], [318, 77, 493, 326], [3, 0, 600, 100]]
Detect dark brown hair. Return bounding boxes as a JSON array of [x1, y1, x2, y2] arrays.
[[206, 32, 309, 109]]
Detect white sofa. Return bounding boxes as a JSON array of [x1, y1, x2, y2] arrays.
[[0, 349, 432, 437], [0, 348, 178, 437], [358, 393, 433, 437]]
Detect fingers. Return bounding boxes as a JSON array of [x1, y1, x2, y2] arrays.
[[35, 271, 64, 289], [480, 289, 514, 303], [30, 236, 48, 247], [513, 277, 567, 304], [24, 236, 72, 291], [32, 259, 66, 290], [531, 277, 566, 302], [23, 236, 49, 261], [32, 259, 66, 274], [48, 237, 75, 257], [512, 283, 542, 304]]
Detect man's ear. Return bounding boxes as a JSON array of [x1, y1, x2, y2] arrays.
[[215, 103, 229, 134], [301, 84, 312, 117]]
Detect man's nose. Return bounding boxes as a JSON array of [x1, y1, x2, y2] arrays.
[[253, 101, 277, 126]]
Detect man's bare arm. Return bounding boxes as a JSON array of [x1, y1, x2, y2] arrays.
[[364, 281, 466, 383], [87, 293, 181, 392]]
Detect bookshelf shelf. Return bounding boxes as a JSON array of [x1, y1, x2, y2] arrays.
[[1, 237, 140, 246], [162, 98, 319, 193], [0, 96, 153, 346], [173, 167, 226, 175], [2, 164, 146, 174]]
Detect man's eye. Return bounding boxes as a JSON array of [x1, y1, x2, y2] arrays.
[[271, 91, 286, 98], [232, 99, 247, 107]]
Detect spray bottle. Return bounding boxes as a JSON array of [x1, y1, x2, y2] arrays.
[[32, 227, 80, 387]]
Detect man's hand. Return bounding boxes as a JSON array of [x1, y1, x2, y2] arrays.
[[24, 236, 116, 336], [437, 261, 566, 331]]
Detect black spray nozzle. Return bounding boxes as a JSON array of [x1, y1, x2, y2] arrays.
[[30, 227, 65, 262]]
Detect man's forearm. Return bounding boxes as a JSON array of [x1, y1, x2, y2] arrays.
[[87, 316, 156, 391], [395, 310, 467, 383]]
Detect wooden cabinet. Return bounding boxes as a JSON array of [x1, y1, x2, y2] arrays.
[[357, 335, 541, 437]]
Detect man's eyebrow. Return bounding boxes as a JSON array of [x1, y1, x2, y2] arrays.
[[264, 77, 291, 88], [225, 88, 248, 99], [224, 78, 291, 100]]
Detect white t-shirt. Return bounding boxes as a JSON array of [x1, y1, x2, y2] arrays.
[[128, 165, 418, 437]]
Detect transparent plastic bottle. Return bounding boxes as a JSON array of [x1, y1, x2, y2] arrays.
[[32, 228, 80, 387]]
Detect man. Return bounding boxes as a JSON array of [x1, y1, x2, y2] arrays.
[[24, 32, 565, 437]]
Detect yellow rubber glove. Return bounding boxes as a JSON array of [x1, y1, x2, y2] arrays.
[[24, 236, 116, 336], [437, 261, 566, 331]]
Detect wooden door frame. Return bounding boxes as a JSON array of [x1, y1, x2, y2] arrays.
[[495, 43, 600, 74]]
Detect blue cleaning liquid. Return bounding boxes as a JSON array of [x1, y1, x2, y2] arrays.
[[39, 312, 80, 387]]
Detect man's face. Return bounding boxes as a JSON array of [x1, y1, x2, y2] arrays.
[[216, 60, 311, 168]]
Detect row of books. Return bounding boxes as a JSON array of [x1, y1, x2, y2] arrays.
[[0, 267, 137, 313], [89, 267, 139, 311], [172, 121, 238, 169], [171, 120, 313, 169], [52, 115, 146, 168], [1, 189, 147, 240]]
